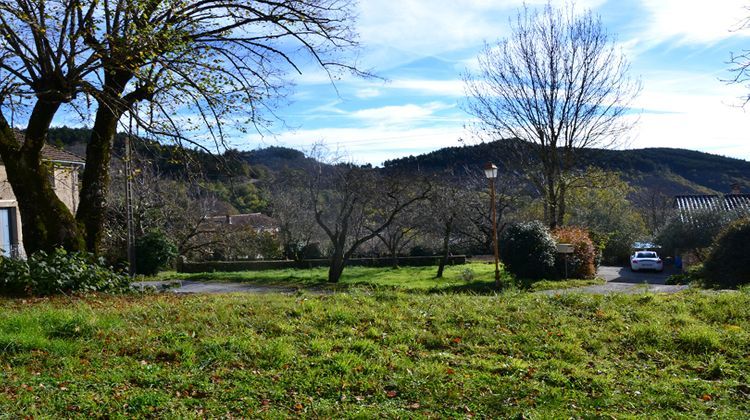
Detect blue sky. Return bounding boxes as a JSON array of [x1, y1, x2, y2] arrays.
[[229, 0, 750, 166]]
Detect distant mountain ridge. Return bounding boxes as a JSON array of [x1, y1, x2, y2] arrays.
[[45, 127, 750, 195], [383, 140, 750, 195]]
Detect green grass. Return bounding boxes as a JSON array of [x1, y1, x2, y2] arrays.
[[0, 289, 748, 417], [154, 262, 604, 293]]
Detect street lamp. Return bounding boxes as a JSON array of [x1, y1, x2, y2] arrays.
[[483, 162, 501, 289]]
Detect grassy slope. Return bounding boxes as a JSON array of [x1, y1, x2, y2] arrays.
[[0, 290, 748, 417], [156, 262, 604, 293]]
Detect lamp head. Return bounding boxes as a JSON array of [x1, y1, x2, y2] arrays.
[[483, 162, 498, 179]]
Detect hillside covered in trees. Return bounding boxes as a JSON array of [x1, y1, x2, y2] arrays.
[[48, 127, 750, 199], [383, 140, 750, 195]]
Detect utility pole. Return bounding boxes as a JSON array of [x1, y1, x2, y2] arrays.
[[126, 112, 136, 277]]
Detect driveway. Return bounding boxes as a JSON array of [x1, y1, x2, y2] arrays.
[[596, 265, 676, 284], [540, 265, 689, 295]]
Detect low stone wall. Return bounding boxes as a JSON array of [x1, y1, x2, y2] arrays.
[[176, 255, 467, 273]]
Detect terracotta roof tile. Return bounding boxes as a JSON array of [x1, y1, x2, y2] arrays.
[[39, 144, 85, 164], [4, 130, 85, 164]]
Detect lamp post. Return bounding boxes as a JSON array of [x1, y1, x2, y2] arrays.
[[483, 162, 501, 289]]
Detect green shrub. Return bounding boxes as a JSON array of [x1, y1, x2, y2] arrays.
[[135, 230, 178, 276], [656, 210, 739, 262], [702, 218, 750, 288], [552, 226, 597, 279], [283, 242, 322, 261], [666, 264, 703, 285], [0, 249, 130, 296], [409, 245, 434, 257], [499, 221, 556, 280]]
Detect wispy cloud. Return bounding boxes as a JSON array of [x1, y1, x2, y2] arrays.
[[388, 79, 466, 97], [357, 0, 607, 68], [638, 0, 749, 45], [243, 125, 468, 166], [349, 102, 457, 128]]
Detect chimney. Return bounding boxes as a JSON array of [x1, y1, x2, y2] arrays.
[[731, 183, 741, 195]]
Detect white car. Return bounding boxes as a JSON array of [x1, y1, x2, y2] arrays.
[[630, 251, 664, 272]]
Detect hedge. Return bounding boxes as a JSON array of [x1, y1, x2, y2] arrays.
[[177, 255, 467, 273]]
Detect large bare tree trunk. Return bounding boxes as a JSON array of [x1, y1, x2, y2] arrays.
[[328, 248, 347, 283], [76, 106, 120, 253], [0, 103, 85, 254], [77, 71, 134, 253]]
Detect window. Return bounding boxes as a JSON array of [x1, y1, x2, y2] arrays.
[[0, 208, 17, 257]]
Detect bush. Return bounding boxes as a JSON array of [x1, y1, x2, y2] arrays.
[[702, 218, 750, 288], [135, 230, 178, 276], [552, 226, 597, 279], [499, 221, 556, 280], [656, 210, 738, 263], [283, 242, 322, 261], [0, 249, 130, 296], [409, 245, 434, 257]]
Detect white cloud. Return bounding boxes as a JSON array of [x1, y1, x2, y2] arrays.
[[357, 0, 607, 68], [350, 102, 458, 128], [355, 88, 382, 99], [244, 125, 468, 166], [638, 0, 749, 45], [388, 79, 466, 97], [626, 70, 750, 160]]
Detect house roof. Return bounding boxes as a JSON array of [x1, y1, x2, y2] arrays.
[[2, 130, 85, 165], [673, 194, 750, 221]]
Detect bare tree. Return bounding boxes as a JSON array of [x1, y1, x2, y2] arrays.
[[631, 186, 675, 235], [0, 0, 362, 254], [270, 172, 325, 261], [104, 156, 233, 263], [426, 184, 475, 278], [728, 7, 750, 106], [460, 169, 522, 254], [304, 161, 430, 283], [464, 2, 640, 229], [375, 206, 422, 268]]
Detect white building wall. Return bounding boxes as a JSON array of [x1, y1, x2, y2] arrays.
[[0, 163, 82, 257]]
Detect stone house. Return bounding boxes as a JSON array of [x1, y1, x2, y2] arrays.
[[0, 142, 85, 257]]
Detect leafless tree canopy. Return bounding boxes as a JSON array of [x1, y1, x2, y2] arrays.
[[728, 7, 750, 106], [299, 155, 430, 283], [0, 0, 361, 143], [464, 2, 640, 228], [0, 0, 362, 254]]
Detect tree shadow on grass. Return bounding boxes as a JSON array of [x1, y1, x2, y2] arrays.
[[428, 280, 504, 295]]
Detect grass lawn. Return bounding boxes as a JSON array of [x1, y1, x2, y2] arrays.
[[0, 290, 748, 417], [155, 262, 604, 293]]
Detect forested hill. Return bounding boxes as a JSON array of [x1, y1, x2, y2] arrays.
[[45, 126, 322, 180], [45, 127, 750, 195], [383, 140, 750, 195]]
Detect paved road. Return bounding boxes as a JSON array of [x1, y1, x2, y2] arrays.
[[135, 266, 691, 296], [596, 265, 674, 284], [540, 265, 690, 295]]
